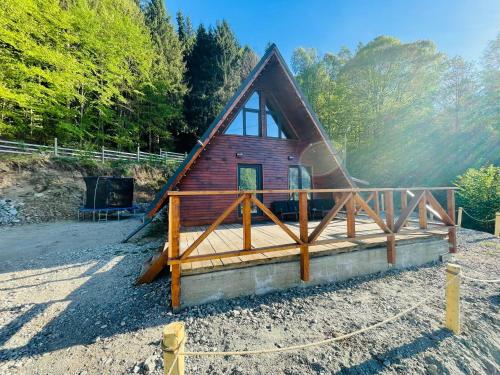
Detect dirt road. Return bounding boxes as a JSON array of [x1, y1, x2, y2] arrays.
[[0, 221, 498, 374]]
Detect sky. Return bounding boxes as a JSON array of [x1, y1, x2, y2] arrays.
[[167, 0, 500, 64]]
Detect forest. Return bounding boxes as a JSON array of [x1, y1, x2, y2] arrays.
[[0, 0, 498, 188]]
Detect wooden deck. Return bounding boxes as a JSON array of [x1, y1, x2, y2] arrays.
[[176, 217, 448, 275]]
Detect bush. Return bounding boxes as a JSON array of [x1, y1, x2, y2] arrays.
[[455, 165, 499, 233]]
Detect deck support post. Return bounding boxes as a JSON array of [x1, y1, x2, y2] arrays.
[[447, 190, 457, 253], [373, 191, 380, 216], [242, 193, 252, 250], [169, 195, 181, 311], [400, 191, 408, 227], [299, 191, 309, 282], [418, 191, 427, 229], [346, 194, 356, 238], [384, 191, 396, 264]]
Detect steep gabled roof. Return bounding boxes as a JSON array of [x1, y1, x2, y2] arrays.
[[144, 44, 354, 219]]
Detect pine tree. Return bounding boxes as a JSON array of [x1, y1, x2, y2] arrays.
[[142, 0, 186, 151], [176, 11, 195, 58]]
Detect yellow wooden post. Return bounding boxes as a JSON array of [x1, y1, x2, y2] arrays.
[[457, 207, 463, 227], [163, 322, 185, 375], [495, 212, 500, 238], [445, 263, 461, 335]]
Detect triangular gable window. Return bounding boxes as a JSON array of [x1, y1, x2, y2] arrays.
[[225, 92, 260, 136], [265, 104, 288, 139]]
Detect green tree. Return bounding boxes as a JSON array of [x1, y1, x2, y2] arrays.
[[455, 165, 499, 233], [141, 0, 186, 152], [181, 21, 243, 150]]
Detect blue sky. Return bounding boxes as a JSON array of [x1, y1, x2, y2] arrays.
[[167, 0, 500, 63]]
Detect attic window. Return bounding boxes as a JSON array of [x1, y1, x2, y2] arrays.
[[265, 104, 288, 139], [225, 92, 261, 136]]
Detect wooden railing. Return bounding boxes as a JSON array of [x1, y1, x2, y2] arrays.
[[166, 187, 457, 310]]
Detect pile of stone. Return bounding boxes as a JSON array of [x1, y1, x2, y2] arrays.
[[0, 199, 21, 225]]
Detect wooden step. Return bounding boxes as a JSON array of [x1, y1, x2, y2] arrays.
[[136, 246, 169, 284]]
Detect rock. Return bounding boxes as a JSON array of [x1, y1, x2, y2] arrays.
[[427, 364, 438, 375], [143, 356, 161, 373]]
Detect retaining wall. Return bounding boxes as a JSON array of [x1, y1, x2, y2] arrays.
[[180, 237, 449, 307]]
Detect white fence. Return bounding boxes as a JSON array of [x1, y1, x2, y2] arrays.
[[0, 138, 186, 163]]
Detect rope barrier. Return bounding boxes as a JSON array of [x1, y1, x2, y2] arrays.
[[460, 208, 496, 223], [174, 275, 458, 357], [462, 274, 500, 283]]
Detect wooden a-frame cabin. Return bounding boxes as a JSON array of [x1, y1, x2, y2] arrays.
[[136, 45, 458, 311]]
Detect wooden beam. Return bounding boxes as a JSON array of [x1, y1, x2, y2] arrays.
[[425, 191, 454, 226], [387, 234, 396, 265], [168, 243, 301, 264], [242, 194, 252, 250], [346, 194, 356, 238], [384, 191, 396, 265], [384, 191, 394, 231], [354, 193, 392, 233], [400, 190, 408, 227], [168, 195, 181, 311], [251, 196, 302, 244], [299, 192, 309, 282], [166, 187, 458, 196], [373, 191, 380, 216], [309, 192, 351, 242], [394, 190, 425, 232], [418, 192, 428, 229], [448, 226, 457, 254], [180, 194, 245, 260], [447, 190, 456, 225]]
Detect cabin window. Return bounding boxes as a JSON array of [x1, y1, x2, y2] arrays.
[[265, 104, 288, 139], [288, 165, 312, 200], [225, 92, 261, 136]]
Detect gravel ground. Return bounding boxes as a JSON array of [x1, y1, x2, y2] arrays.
[[0, 221, 498, 375]]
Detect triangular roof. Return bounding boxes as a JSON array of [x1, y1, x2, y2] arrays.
[[144, 44, 354, 219]]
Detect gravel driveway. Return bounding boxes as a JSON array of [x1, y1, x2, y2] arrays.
[[0, 221, 498, 375]]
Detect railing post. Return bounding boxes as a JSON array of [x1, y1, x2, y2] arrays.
[[242, 193, 252, 251], [445, 263, 461, 335], [101, 146, 105, 162], [457, 207, 463, 227], [162, 322, 185, 375], [447, 190, 457, 253], [299, 191, 309, 282], [373, 191, 380, 216], [346, 193, 356, 238], [54, 137, 58, 156], [137, 145, 140, 161], [418, 191, 427, 229], [400, 190, 408, 227], [385, 191, 395, 265], [169, 195, 181, 311]]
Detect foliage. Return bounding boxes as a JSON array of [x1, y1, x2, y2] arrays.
[[292, 34, 500, 189], [0, 0, 185, 153], [455, 165, 500, 233], [179, 21, 258, 151]]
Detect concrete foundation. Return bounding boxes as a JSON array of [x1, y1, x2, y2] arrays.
[[180, 237, 449, 307]]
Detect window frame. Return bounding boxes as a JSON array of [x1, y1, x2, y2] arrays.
[[265, 108, 288, 139], [288, 165, 313, 200]]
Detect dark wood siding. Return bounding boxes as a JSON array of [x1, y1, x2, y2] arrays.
[[177, 135, 312, 226]]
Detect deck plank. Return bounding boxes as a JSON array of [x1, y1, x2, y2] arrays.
[[178, 219, 448, 275]]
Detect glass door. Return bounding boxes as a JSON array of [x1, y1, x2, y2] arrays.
[[237, 164, 263, 215]]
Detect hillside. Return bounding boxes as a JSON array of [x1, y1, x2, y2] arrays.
[[0, 155, 175, 225]]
